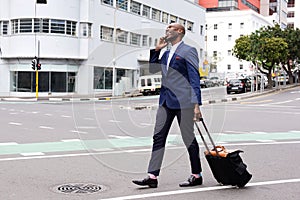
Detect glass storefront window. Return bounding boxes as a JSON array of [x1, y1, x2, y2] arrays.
[[10, 71, 76, 93], [94, 67, 113, 90], [51, 72, 67, 92]]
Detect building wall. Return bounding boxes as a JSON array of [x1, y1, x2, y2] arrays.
[[287, 0, 300, 29], [206, 10, 272, 76], [199, 0, 260, 12], [260, 0, 288, 28], [0, 0, 206, 96]]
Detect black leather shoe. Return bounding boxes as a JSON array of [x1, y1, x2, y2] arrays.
[[179, 175, 203, 187], [132, 176, 158, 188]]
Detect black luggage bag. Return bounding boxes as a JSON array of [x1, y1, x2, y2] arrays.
[[195, 119, 252, 188]]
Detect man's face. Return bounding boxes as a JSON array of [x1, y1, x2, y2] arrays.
[[165, 24, 182, 42]]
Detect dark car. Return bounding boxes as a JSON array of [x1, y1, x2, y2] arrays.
[[200, 76, 214, 88], [226, 78, 251, 94]]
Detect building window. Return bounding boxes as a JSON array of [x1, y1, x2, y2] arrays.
[[94, 67, 113, 90], [116, 0, 128, 11], [142, 5, 151, 18], [170, 15, 177, 23], [200, 25, 204, 35], [162, 12, 168, 23], [214, 24, 218, 30], [130, 32, 141, 46], [199, 48, 203, 58], [228, 35, 232, 41], [11, 72, 75, 93], [0, 21, 9, 35], [213, 35, 217, 41], [287, 11, 295, 18], [51, 19, 65, 34], [102, 0, 113, 6], [240, 64, 243, 70], [80, 22, 92, 37], [228, 23, 232, 29], [117, 29, 128, 44], [130, 1, 141, 15], [227, 64, 231, 70], [152, 8, 161, 21], [100, 26, 113, 41], [240, 22, 244, 29], [187, 21, 193, 31], [20, 19, 32, 33], [41, 19, 50, 33], [213, 51, 217, 57], [66, 21, 76, 35], [142, 35, 148, 46], [288, 0, 295, 7], [179, 18, 186, 26], [11, 20, 19, 34], [287, 23, 294, 29], [228, 50, 232, 56]]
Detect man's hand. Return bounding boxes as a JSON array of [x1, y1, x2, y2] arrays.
[[193, 104, 202, 122], [155, 37, 168, 51]]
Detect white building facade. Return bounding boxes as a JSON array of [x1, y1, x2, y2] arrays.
[[0, 0, 206, 97], [287, 0, 300, 29], [205, 10, 273, 77]]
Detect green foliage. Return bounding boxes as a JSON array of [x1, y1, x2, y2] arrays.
[[233, 23, 300, 85]]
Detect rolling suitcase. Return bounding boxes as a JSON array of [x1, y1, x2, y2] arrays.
[[195, 119, 252, 188]]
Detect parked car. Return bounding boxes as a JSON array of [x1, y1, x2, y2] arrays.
[[226, 78, 251, 94], [200, 76, 214, 88], [209, 76, 221, 87]]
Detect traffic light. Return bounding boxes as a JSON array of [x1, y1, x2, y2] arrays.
[[31, 57, 37, 70], [36, 0, 47, 4], [37, 58, 41, 70]]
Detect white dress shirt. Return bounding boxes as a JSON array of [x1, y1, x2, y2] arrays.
[[167, 41, 182, 70]]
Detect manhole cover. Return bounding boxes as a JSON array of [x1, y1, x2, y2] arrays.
[[55, 183, 104, 194]]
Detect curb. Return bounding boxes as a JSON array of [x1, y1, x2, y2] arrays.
[[1, 85, 298, 103]]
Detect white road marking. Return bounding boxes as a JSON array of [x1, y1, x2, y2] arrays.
[[109, 120, 122, 123], [9, 122, 22, 126], [92, 148, 114, 152], [70, 130, 88, 134], [76, 126, 97, 129], [45, 113, 53, 116], [61, 139, 81, 142], [252, 132, 268, 134], [84, 118, 95, 121], [0, 142, 18, 146], [21, 152, 45, 156], [99, 179, 300, 200], [61, 115, 71, 118], [256, 140, 275, 143], [108, 135, 132, 139], [39, 126, 54, 130]]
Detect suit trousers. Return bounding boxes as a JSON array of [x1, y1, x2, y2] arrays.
[[147, 105, 202, 176]]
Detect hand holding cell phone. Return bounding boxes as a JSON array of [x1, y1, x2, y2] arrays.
[[155, 36, 168, 51]]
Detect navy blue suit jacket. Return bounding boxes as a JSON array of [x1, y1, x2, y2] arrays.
[[149, 42, 202, 109]]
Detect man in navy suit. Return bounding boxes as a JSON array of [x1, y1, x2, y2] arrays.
[[132, 23, 203, 188]]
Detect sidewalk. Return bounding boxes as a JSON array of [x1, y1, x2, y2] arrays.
[[0, 84, 298, 103]]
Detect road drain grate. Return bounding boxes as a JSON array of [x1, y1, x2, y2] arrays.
[[56, 183, 103, 194]]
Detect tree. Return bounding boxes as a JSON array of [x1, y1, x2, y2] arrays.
[[233, 25, 289, 87], [282, 27, 300, 83]]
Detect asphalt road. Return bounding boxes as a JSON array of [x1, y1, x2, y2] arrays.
[[0, 86, 299, 200]]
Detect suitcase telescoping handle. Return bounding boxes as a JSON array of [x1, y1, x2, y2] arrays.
[[195, 118, 219, 156]]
